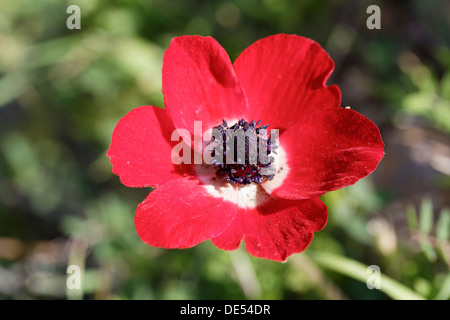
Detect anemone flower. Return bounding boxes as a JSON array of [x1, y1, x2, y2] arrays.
[[107, 34, 384, 262]]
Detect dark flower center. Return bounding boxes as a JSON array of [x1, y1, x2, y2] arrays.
[[209, 119, 278, 185]]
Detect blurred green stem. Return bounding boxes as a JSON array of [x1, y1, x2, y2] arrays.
[[308, 252, 426, 300]]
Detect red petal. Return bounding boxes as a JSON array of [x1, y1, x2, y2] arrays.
[[233, 34, 339, 130], [212, 197, 327, 262], [162, 36, 248, 134], [107, 106, 189, 188], [273, 108, 384, 199], [135, 178, 238, 248]]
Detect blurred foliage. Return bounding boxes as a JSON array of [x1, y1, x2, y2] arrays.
[[0, 0, 449, 300]]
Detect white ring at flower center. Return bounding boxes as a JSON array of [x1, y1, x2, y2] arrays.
[[195, 143, 289, 209]]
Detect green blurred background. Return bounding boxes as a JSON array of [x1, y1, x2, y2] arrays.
[[0, 0, 449, 300]]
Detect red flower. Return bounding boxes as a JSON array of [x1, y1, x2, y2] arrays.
[[107, 34, 384, 262]]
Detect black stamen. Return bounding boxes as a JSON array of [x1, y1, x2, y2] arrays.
[[209, 119, 277, 185]]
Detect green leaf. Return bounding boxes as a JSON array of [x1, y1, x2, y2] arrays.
[[436, 208, 450, 242], [25, 35, 82, 69], [308, 252, 425, 300], [434, 274, 450, 300], [0, 72, 29, 108], [406, 204, 418, 230], [419, 198, 433, 235], [440, 72, 450, 100], [419, 238, 437, 262]]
